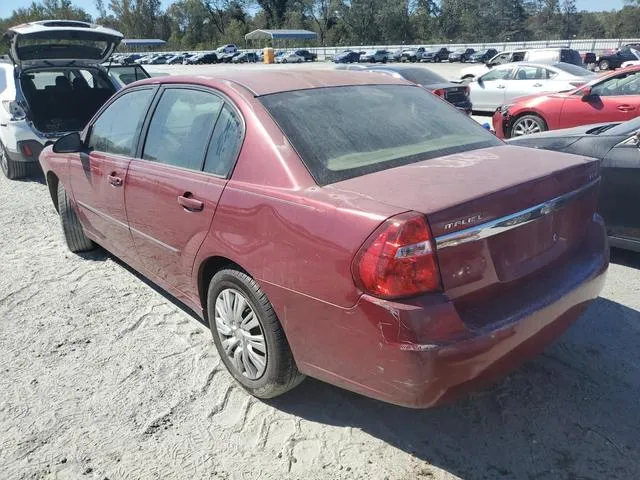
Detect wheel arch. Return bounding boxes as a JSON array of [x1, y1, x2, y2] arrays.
[[197, 255, 251, 318]]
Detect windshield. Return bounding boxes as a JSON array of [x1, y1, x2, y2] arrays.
[[260, 85, 500, 185], [392, 68, 447, 85], [553, 63, 594, 77]]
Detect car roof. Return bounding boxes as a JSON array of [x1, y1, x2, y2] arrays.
[[132, 70, 411, 96]]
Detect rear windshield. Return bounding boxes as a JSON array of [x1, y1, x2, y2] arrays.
[[553, 62, 593, 77], [260, 85, 501, 185], [16, 37, 111, 61], [393, 68, 447, 85]]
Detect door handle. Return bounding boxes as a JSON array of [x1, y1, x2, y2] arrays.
[[178, 193, 204, 212], [533, 83, 543, 87], [497, 85, 506, 89], [617, 104, 636, 111], [108, 173, 123, 187]]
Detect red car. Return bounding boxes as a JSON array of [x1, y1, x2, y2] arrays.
[[39, 71, 608, 408], [494, 65, 640, 139]]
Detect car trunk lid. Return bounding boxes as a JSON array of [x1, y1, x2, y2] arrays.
[[3, 20, 123, 67], [329, 145, 601, 324]]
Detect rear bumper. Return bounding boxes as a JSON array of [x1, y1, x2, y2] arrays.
[[263, 215, 608, 408]]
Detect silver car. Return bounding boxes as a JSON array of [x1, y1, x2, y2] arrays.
[[468, 62, 596, 112]]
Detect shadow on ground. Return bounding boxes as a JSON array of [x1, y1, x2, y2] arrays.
[[90, 245, 640, 480], [268, 297, 640, 480]]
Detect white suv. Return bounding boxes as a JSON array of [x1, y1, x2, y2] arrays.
[[0, 20, 123, 179]]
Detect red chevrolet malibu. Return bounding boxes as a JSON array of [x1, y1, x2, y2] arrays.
[[39, 71, 608, 408], [494, 65, 640, 139]]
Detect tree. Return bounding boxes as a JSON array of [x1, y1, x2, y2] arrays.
[[256, 0, 290, 27], [561, 0, 578, 39]]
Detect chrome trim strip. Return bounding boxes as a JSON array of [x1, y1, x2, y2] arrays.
[[130, 225, 180, 254], [77, 201, 180, 254], [435, 178, 599, 250], [78, 201, 129, 230]]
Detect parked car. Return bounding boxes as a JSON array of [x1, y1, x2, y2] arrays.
[[232, 52, 258, 63], [219, 51, 241, 63], [401, 47, 426, 63], [165, 55, 185, 65], [360, 65, 472, 113], [275, 52, 304, 64], [150, 54, 171, 65], [333, 50, 361, 63], [293, 49, 317, 62], [597, 45, 640, 71], [217, 44, 238, 54], [508, 117, 640, 252], [461, 50, 526, 81], [392, 49, 408, 62], [448, 48, 475, 63], [0, 19, 123, 180], [421, 47, 451, 63], [493, 65, 640, 139], [188, 52, 218, 64], [461, 48, 585, 82], [468, 48, 499, 63], [469, 62, 596, 113], [39, 70, 608, 408], [120, 53, 142, 64], [105, 64, 151, 88], [359, 50, 390, 63]]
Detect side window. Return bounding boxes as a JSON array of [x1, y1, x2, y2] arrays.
[[88, 89, 154, 156], [592, 71, 640, 96], [481, 68, 513, 82], [142, 88, 224, 170], [512, 52, 525, 62], [515, 66, 554, 80], [203, 105, 243, 177]]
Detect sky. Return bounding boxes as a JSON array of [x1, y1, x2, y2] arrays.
[[0, 0, 628, 21]]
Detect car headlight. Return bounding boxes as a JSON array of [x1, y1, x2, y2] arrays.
[[500, 104, 512, 116]]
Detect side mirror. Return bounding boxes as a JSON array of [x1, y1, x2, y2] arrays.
[[581, 86, 593, 100], [53, 132, 84, 154], [477, 77, 484, 86]]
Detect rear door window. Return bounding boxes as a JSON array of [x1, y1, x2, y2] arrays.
[[142, 88, 223, 170], [203, 105, 243, 176]]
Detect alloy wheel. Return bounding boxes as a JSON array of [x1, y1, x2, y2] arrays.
[[214, 288, 267, 380], [512, 118, 543, 137]]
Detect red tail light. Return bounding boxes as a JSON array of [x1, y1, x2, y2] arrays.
[[432, 88, 446, 98], [352, 213, 441, 298], [464, 86, 470, 96]]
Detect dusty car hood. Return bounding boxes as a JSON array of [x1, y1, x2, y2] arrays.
[[4, 20, 123, 67]]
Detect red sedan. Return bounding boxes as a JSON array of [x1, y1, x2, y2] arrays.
[[494, 65, 640, 139], [40, 71, 608, 408]]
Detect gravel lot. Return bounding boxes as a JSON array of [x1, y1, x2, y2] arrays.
[[1, 62, 639, 480]]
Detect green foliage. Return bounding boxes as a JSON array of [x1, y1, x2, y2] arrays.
[[1, 0, 639, 53]]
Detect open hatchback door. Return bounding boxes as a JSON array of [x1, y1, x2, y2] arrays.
[[3, 20, 123, 67]]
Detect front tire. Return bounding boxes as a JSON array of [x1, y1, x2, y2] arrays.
[[0, 142, 28, 180], [510, 114, 548, 138], [57, 183, 94, 253], [207, 269, 304, 399]]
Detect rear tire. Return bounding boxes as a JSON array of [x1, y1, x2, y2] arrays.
[[510, 114, 548, 138], [599, 59, 610, 71], [207, 269, 305, 399], [0, 142, 28, 180], [57, 182, 94, 253]]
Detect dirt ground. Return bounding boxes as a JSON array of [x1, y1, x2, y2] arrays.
[[1, 68, 639, 479]]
